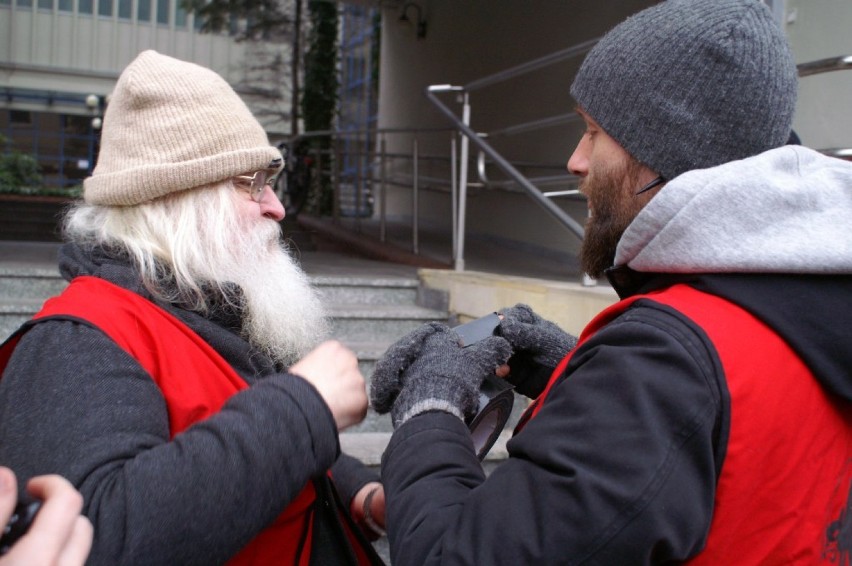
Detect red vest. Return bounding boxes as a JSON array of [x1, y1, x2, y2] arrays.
[[525, 284, 852, 564], [0, 275, 369, 565]]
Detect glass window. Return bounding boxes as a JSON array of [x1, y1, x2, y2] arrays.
[[117, 0, 130, 18], [10, 110, 32, 125], [38, 0, 53, 10], [79, 0, 93, 14], [156, 0, 168, 24], [98, 0, 111, 16], [174, 2, 186, 26], [16, 0, 33, 9], [58, 0, 72, 11], [0, 0, 11, 7], [137, 0, 150, 21]]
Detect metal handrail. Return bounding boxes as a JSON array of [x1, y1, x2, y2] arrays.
[[797, 55, 852, 77], [280, 126, 458, 254], [427, 37, 597, 278], [426, 86, 585, 242], [463, 37, 599, 92], [797, 55, 852, 161]]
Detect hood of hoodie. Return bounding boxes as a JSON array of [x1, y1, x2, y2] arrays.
[[616, 145, 852, 274], [609, 145, 852, 402]]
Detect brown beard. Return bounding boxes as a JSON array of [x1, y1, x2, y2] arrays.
[[580, 157, 646, 278]]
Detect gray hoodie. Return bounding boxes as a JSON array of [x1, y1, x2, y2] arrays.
[[617, 145, 852, 274]]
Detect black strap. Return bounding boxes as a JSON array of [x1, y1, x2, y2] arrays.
[[309, 476, 385, 566]]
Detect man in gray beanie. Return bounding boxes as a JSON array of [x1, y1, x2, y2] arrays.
[[0, 50, 386, 564], [370, 1, 852, 564]]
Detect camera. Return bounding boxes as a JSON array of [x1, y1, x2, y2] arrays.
[[453, 313, 515, 461]]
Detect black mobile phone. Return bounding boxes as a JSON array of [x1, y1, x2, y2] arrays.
[[453, 313, 515, 460], [454, 312, 502, 347], [0, 498, 41, 556]]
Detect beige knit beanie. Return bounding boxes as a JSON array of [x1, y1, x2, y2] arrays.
[[84, 50, 282, 206]]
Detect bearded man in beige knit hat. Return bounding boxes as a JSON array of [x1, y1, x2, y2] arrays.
[[0, 50, 386, 565]]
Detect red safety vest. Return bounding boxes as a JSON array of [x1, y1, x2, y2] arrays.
[[523, 284, 852, 564], [0, 275, 373, 565]]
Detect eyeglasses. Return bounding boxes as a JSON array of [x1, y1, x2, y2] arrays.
[[233, 170, 277, 203]]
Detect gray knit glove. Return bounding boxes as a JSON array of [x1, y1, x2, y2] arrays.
[[370, 322, 512, 428], [497, 304, 578, 398]]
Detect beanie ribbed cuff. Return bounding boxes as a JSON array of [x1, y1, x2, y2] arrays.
[[84, 147, 282, 206]]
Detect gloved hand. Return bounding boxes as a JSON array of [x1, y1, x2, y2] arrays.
[[497, 304, 578, 398], [370, 322, 512, 428]]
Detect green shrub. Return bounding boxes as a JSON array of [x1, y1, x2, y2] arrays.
[[0, 135, 81, 198]]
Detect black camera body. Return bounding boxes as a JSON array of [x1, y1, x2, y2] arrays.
[[0, 497, 41, 555], [453, 313, 515, 461]]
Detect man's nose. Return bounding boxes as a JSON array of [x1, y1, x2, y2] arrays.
[[260, 185, 286, 221], [567, 138, 589, 178]]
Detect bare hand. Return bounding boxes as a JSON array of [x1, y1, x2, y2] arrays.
[[0, 467, 93, 566], [290, 340, 368, 431]]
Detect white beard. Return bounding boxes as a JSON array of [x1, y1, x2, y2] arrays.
[[211, 218, 329, 367]]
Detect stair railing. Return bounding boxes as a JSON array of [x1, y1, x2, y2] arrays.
[[426, 37, 600, 284], [279, 127, 457, 255], [797, 55, 852, 161]]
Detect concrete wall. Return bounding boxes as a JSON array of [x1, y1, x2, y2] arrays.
[[785, 0, 852, 150]]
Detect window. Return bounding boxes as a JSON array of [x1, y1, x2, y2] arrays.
[[174, 1, 186, 26], [58, 0, 72, 11], [156, 0, 168, 24], [117, 0, 130, 18], [79, 0, 93, 15], [98, 0, 112, 17], [10, 111, 32, 125], [38, 0, 53, 10], [137, 0, 150, 21]]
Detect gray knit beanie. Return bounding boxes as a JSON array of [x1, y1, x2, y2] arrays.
[[570, 0, 798, 181], [84, 50, 282, 206]]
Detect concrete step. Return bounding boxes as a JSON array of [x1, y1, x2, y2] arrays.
[[313, 275, 419, 306], [330, 304, 448, 343], [0, 265, 66, 301], [0, 270, 421, 308], [341, 428, 515, 476], [0, 299, 45, 340]]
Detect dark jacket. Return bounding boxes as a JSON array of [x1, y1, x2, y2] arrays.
[[378, 146, 852, 564], [0, 242, 377, 565]]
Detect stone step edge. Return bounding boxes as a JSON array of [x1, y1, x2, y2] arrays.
[[0, 268, 421, 288], [332, 304, 446, 320], [340, 430, 511, 467]]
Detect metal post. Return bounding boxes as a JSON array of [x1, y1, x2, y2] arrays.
[[455, 91, 471, 271], [380, 134, 387, 243], [332, 138, 341, 223], [412, 136, 419, 255], [450, 134, 458, 263], [354, 136, 362, 231]]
